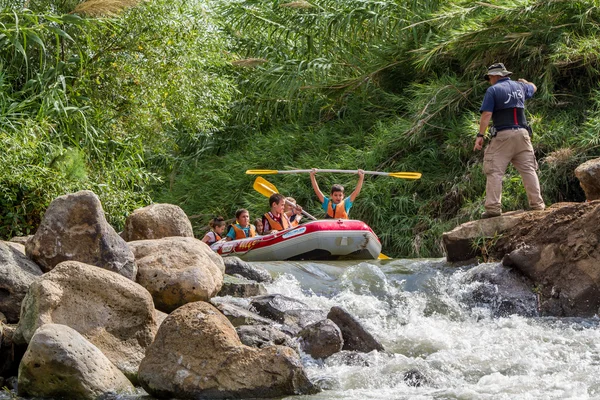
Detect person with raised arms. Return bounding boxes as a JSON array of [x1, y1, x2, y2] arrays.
[[310, 168, 364, 219]]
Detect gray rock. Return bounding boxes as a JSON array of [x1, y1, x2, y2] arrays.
[[250, 294, 309, 322], [121, 203, 193, 242], [138, 301, 318, 398], [214, 302, 272, 327], [18, 324, 134, 399], [218, 274, 267, 298], [0, 242, 43, 323], [327, 306, 384, 353], [575, 158, 600, 201], [25, 190, 136, 280], [298, 319, 343, 359], [129, 237, 225, 313], [281, 309, 328, 336], [9, 235, 32, 245], [223, 257, 272, 283], [15, 261, 158, 382], [236, 325, 296, 349]]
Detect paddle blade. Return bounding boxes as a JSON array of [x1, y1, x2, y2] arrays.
[[378, 253, 391, 260], [246, 169, 279, 175], [253, 176, 279, 198], [388, 172, 422, 180]]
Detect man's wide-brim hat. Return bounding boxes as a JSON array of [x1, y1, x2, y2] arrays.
[[484, 62, 512, 80]]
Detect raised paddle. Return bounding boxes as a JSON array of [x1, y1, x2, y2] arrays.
[[253, 176, 318, 221], [252, 176, 391, 260], [246, 169, 422, 180]]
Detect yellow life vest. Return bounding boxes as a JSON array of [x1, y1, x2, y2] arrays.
[[326, 200, 348, 219], [263, 212, 291, 231], [231, 224, 256, 239]]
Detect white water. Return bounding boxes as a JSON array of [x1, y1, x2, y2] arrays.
[[259, 259, 600, 400]]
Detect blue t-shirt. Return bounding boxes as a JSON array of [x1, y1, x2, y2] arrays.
[[480, 78, 535, 112], [322, 197, 353, 216], [226, 224, 253, 240]]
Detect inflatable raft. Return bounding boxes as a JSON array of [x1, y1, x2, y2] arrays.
[[211, 219, 381, 261]]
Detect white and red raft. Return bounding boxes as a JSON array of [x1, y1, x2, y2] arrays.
[[211, 219, 382, 261]]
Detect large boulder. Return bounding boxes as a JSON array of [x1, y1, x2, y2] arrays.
[[575, 158, 600, 201], [121, 203, 193, 242], [138, 301, 318, 399], [327, 306, 384, 353], [16, 261, 158, 381], [129, 237, 225, 313], [25, 190, 136, 280], [492, 201, 600, 317], [18, 324, 134, 399], [0, 242, 43, 323], [442, 211, 525, 262]]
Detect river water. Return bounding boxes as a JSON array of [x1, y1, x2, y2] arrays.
[[4, 258, 600, 400], [260, 258, 600, 400]]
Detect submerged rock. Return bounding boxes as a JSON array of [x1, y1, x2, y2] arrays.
[[461, 262, 538, 318], [138, 301, 318, 398], [18, 324, 134, 400], [327, 306, 384, 353], [298, 319, 343, 359]]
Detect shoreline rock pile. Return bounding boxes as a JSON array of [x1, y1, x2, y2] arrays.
[[0, 190, 386, 400]]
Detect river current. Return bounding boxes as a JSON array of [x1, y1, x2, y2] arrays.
[[4, 258, 600, 400], [263, 258, 600, 400]]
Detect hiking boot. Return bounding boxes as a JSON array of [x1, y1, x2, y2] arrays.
[[481, 211, 501, 219]]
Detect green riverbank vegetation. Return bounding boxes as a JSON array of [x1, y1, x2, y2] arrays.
[[2, 0, 599, 257]]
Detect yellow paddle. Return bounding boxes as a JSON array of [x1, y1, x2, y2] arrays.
[[247, 169, 422, 180], [252, 176, 391, 260]]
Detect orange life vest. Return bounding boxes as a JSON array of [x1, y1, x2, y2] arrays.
[[231, 224, 256, 239], [206, 230, 222, 245], [263, 212, 291, 231], [326, 200, 348, 219]]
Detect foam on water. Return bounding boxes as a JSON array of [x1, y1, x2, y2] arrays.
[[263, 260, 600, 400]]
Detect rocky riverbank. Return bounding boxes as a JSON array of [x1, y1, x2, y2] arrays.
[[0, 190, 386, 399], [443, 157, 600, 317]]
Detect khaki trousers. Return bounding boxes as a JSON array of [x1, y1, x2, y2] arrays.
[[483, 128, 545, 214]]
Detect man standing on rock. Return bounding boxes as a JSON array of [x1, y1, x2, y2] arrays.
[[474, 62, 545, 219]]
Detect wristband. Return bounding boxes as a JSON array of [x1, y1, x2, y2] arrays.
[[476, 133, 485, 138]]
